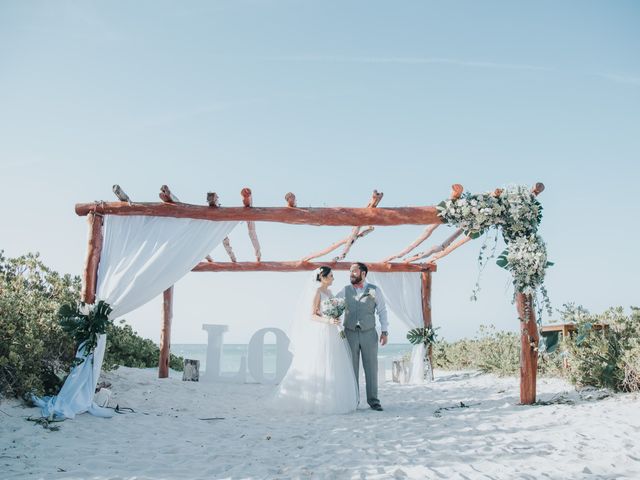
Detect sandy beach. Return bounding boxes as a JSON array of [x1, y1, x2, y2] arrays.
[[2, 368, 639, 480]]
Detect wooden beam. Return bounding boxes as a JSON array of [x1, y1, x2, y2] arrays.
[[517, 292, 538, 404], [158, 286, 173, 379], [302, 227, 375, 262], [421, 271, 434, 380], [192, 261, 437, 273], [333, 190, 383, 261], [403, 228, 463, 263], [381, 224, 440, 263], [75, 202, 443, 226], [80, 212, 104, 304]]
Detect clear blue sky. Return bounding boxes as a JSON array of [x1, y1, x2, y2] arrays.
[[1, 1, 638, 344]]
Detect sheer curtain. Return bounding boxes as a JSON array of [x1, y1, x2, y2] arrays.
[[367, 271, 428, 384], [33, 216, 237, 419]]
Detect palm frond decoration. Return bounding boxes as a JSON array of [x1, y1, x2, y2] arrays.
[[406, 326, 438, 346], [59, 300, 113, 357]]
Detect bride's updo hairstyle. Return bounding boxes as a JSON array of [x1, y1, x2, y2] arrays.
[[315, 266, 332, 282]]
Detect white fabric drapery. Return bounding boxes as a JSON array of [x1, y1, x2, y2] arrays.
[[33, 216, 237, 419], [367, 271, 429, 384]]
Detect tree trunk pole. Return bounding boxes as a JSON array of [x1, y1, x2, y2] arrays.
[[81, 211, 104, 304], [421, 271, 434, 377], [517, 292, 538, 404], [159, 286, 174, 378]]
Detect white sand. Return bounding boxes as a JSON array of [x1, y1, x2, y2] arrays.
[[2, 368, 639, 480]]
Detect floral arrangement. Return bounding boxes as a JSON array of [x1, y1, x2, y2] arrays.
[[437, 185, 552, 318], [321, 297, 346, 338]]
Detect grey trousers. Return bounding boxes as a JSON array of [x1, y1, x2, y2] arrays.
[[345, 327, 380, 407]]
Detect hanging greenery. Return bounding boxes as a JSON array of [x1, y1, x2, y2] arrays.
[[58, 301, 113, 358], [437, 185, 553, 318]]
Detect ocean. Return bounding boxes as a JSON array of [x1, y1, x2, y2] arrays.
[[172, 343, 413, 374]]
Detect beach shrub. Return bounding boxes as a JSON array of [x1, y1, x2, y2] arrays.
[[0, 252, 184, 399], [563, 304, 640, 392], [433, 325, 520, 375], [104, 320, 184, 371], [0, 252, 78, 398]]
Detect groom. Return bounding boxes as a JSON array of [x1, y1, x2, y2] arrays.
[[337, 262, 388, 411]]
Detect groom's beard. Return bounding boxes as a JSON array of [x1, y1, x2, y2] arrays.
[[350, 274, 363, 285]]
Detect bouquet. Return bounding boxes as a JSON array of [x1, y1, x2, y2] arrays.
[[321, 297, 346, 338]]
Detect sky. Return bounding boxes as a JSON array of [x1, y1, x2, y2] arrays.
[[1, 1, 638, 344]]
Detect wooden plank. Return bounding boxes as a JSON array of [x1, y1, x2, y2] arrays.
[[158, 286, 173, 379], [80, 212, 104, 304], [75, 202, 443, 226], [192, 261, 437, 273]]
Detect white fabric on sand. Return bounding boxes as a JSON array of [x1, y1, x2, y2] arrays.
[[33, 216, 237, 419]]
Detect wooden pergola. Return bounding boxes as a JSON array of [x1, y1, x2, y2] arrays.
[[76, 183, 543, 404]]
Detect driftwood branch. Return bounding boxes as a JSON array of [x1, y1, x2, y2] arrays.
[[207, 192, 220, 207], [285, 192, 296, 207], [193, 261, 437, 273], [429, 235, 473, 263], [333, 190, 383, 262], [532, 182, 545, 196], [112, 185, 131, 203], [75, 203, 443, 226], [302, 227, 375, 262], [241, 188, 262, 261], [381, 224, 440, 263], [222, 237, 237, 263], [159, 185, 179, 203], [403, 228, 463, 263]]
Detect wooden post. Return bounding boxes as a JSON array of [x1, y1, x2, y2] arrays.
[[421, 271, 434, 379], [81, 211, 104, 304], [159, 286, 173, 378], [517, 292, 538, 404]]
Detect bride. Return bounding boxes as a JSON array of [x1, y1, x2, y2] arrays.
[[275, 266, 359, 414]]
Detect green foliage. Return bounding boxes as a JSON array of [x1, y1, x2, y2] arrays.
[[433, 325, 520, 376], [406, 326, 438, 346], [0, 252, 184, 399], [562, 304, 640, 392], [59, 301, 113, 357], [0, 252, 79, 398], [104, 320, 183, 371]]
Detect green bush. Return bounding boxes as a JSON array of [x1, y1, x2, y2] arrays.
[[0, 252, 184, 399], [433, 325, 520, 376], [104, 320, 184, 371], [562, 304, 640, 392], [0, 252, 78, 398]]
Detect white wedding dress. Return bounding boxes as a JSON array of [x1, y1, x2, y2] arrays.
[[275, 289, 359, 414]]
